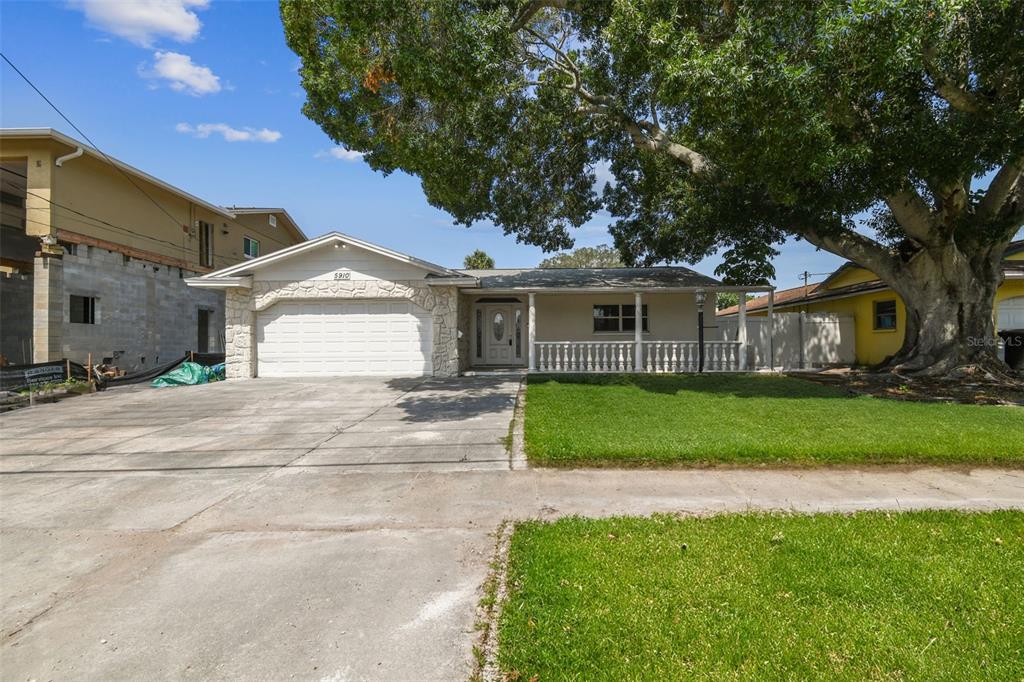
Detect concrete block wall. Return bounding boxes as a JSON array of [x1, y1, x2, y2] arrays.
[[59, 247, 224, 371], [0, 272, 33, 364]]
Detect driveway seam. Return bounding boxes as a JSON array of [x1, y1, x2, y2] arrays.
[[166, 379, 431, 532]]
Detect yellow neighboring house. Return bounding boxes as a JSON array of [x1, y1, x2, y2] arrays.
[[718, 241, 1024, 367]]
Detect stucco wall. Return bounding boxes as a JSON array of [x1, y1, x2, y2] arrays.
[[532, 292, 706, 342], [458, 291, 709, 367], [224, 279, 460, 378]]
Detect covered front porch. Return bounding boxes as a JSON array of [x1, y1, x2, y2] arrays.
[[456, 268, 775, 374]]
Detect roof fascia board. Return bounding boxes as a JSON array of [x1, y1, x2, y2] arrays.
[[467, 285, 773, 294], [718, 283, 891, 316], [198, 232, 458, 279], [2, 128, 235, 219]]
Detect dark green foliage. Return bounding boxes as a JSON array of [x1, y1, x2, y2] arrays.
[[463, 249, 495, 269], [281, 1, 1023, 275]]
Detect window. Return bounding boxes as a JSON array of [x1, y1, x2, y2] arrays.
[[199, 221, 214, 267], [593, 304, 648, 333], [514, 309, 522, 359], [268, 214, 277, 227], [873, 300, 897, 330], [243, 236, 260, 259], [475, 309, 482, 358], [70, 295, 96, 324]]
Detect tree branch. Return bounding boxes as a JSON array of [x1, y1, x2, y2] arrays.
[[799, 224, 903, 281], [884, 188, 937, 244], [511, 0, 569, 31], [978, 155, 1024, 222], [923, 45, 983, 114], [522, 26, 713, 175]]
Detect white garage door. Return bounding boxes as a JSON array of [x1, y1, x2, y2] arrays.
[[999, 296, 1024, 332], [256, 299, 433, 377]]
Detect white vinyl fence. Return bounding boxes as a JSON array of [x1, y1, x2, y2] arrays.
[[715, 313, 856, 370]]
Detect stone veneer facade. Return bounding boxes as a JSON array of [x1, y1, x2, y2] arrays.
[[224, 279, 460, 379]]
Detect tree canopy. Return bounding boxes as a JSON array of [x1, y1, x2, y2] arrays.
[[463, 249, 496, 269], [539, 244, 624, 268], [282, 0, 1024, 373]]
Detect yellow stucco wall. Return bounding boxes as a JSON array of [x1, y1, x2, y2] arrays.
[[1, 136, 301, 271]]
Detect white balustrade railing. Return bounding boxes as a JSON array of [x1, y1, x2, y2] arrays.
[[535, 342, 634, 372], [533, 340, 742, 373], [643, 340, 741, 372]]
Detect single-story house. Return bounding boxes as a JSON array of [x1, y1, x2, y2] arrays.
[[186, 232, 771, 378], [718, 241, 1024, 368]]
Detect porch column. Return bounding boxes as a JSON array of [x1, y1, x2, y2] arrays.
[[737, 292, 747, 371], [528, 292, 536, 371], [634, 291, 643, 371], [767, 289, 775, 371]]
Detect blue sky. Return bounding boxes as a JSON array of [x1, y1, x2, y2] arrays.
[[1, 0, 883, 287]]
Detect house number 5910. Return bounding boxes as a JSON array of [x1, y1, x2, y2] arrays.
[[333, 271, 351, 280]]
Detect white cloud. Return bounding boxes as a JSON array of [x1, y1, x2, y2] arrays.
[[176, 123, 282, 143], [142, 51, 220, 95], [315, 146, 365, 161], [70, 0, 209, 47]]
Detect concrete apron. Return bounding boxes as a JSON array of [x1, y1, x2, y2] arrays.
[[2, 379, 1023, 681]]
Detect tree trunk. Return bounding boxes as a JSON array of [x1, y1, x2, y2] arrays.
[[876, 242, 1005, 376]]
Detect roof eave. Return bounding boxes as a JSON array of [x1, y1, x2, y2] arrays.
[[2, 128, 235, 220]]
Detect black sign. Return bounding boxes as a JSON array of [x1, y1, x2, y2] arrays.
[[0, 361, 88, 392]]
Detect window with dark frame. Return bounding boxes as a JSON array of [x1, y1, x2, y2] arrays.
[[70, 295, 96, 324], [243, 236, 260, 259], [593, 304, 648, 333], [873, 300, 897, 330], [199, 221, 214, 268]]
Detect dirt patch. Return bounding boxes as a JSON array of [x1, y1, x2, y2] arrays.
[[790, 368, 1024, 406]]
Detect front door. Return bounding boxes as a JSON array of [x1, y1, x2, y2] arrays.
[[479, 303, 528, 366]]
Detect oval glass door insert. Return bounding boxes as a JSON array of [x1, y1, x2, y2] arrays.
[[492, 312, 505, 341]]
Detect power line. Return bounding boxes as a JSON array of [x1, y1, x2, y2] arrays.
[[1, 151, 190, 251], [1, 165, 189, 250], [1, 52, 187, 234]]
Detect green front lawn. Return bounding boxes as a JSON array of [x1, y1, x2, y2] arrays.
[[498, 512, 1024, 680], [524, 374, 1024, 465]]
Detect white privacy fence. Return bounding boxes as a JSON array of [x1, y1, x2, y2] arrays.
[[715, 313, 856, 370]]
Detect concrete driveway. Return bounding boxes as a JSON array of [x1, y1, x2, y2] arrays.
[[2, 377, 1022, 681]]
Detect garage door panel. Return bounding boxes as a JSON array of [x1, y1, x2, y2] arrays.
[[256, 299, 433, 377]]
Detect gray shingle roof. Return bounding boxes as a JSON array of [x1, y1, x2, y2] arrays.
[[455, 267, 721, 289]]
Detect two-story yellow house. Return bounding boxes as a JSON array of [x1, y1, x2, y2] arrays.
[[0, 128, 307, 370], [718, 241, 1024, 368]]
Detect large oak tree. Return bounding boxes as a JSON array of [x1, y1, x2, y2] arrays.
[[281, 0, 1024, 375]]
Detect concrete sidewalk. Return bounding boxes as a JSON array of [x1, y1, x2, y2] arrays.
[[3, 464, 1021, 681], [1, 378, 1022, 680]]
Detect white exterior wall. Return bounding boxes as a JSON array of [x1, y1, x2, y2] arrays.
[[223, 242, 460, 378], [254, 243, 429, 283]]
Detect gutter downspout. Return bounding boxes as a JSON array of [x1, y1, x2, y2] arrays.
[[55, 146, 84, 167]]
